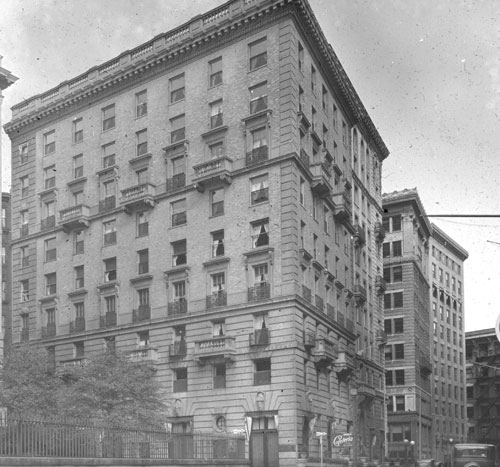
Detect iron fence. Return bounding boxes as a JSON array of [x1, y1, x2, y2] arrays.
[[0, 416, 246, 459]]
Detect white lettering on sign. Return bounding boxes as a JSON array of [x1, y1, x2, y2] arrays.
[[333, 433, 353, 447]]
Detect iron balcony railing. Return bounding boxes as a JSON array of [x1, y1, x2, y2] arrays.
[[245, 145, 268, 166], [132, 305, 151, 322], [168, 299, 188, 316], [247, 283, 270, 302], [99, 312, 117, 328], [249, 328, 270, 346], [69, 317, 86, 333], [166, 173, 186, 192], [41, 323, 56, 338], [206, 291, 227, 309]]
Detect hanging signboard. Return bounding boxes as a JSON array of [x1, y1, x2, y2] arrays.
[[333, 433, 353, 448]]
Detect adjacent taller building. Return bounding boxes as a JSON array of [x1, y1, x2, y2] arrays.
[[382, 189, 468, 464], [4, 1, 389, 466]]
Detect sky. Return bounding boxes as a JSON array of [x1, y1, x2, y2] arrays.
[[1, 0, 499, 332]]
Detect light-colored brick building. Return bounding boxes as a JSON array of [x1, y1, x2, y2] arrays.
[[4, 1, 389, 465]]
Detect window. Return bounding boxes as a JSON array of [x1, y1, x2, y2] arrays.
[[21, 280, 29, 302], [211, 230, 225, 257], [45, 273, 56, 296], [44, 130, 56, 155], [311, 65, 316, 93], [211, 188, 224, 217], [20, 176, 29, 198], [298, 41, 304, 72], [394, 344, 404, 359], [102, 142, 116, 168], [138, 249, 149, 275], [45, 237, 57, 262], [104, 258, 117, 282], [211, 272, 225, 294], [172, 240, 187, 266], [170, 74, 185, 103], [73, 118, 83, 143], [300, 178, 305, 205], [138, 288, 149, 307], [392, 241, 402, 256], [102, 104, 115, 131], [170, 114, 185, 143], [19, 142, 29, 164], [209, 141, 224, 159], [251, 174, 269, 204], [73, 154, 83, 179], [171, 199, 187, 226], [210, 100, 223, 128], [393, 266, 403, 282], [209, 57, 222, 87], [384, 292, 403, 309], [253, 263, 268, 286], [74, 342, 84, 358], [105, 295, 116, 314], [75, 302, 85, 320], [252, 219, 269, 248], [20, 246, 29, 268], [74, 265, 84, 289], [136, 90, 147, 117], [250, 127, 267, 152], [249, 82, 267, 114], [137, 211, 149, 237], [249, 37, 267, 70], [214, 364, 226, 389], [322, 85, 328, 111], [101, 180, 116, 210], [136, 129, 148, 156], [174, 368, 188, 392], [103, 220, 117, 245], [386, 369, 405, 386], [383, 241, 402, 258], [43, 200, 55, 220], [254, 358, 271, 385], [173, 281, 186, 303], [74, 230, 84, 254], [44, 165, 56, 189]]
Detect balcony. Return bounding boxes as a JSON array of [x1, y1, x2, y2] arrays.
[[59, 204, 90, 232], [206, 291, 227, 309], [357, 382, 376, 401], [374, 221, 385, 242], [41, 323, 56, 338], [166, 173, 186, 193], [248, 283, 271, 302], [249, 328, 270, 346], [312, 338, 337, 367], [99, 196, 116, 213], [304, 331, 316, 350], [245, 146, 268, 167], [375, 275, 387, 295], [192, 156, 233, 192], [99, 312, 117, 328], [168, 299, 188, 316], [334, 351, 355, 381], [69, 317, 86, 333], [169, 340, 187, 358], [310, 162, 333, 198], [127, 347, 159, 364], [132, 305, 151, 322], [332, 190, 352, 225], [297, 108, 311, 131], [353, 284, 367, 305], [194, 336, 236, 364], [120, 183, 155, 213], [41, 215, 56, 231], [299, 148, 310, 168], [353, 224, 366, 247], [302, 285, 312, 303]]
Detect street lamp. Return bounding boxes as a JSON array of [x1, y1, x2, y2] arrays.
[[449, 438, 454, 467], [404, 439, 409, 466], [410, 440, 415, 465], [316, 432, 327, 467]]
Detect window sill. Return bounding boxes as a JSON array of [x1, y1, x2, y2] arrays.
[[201, 125, 228, 139], [67, 177, 88, 188], [203, 256, 230, 268]]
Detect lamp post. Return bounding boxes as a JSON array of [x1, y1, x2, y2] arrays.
[[316, 432, 327, 467], [410, 440, 415, 466], [404, 439, 409, 467], [449, 438, 454, 467]]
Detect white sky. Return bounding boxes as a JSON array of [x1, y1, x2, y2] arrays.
[[1, 0, 499, 332]]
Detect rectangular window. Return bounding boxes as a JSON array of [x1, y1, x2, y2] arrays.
[[172, 239, 187, 266], [102, 142, 116, 168], [44, 130, 56, 155], [170, 114, 185, 143], [252, 219, 269, 248], [104, 257, 117, 282], [20, 176, 29, 198], [21, 279, 29, 302], [75, 265, 84, 289], [136, 129, 148, 156], [391, 215, 402, 232], [211, 272, 225, 294], [73, 154, 83, 179], [103, 220, 117, 245], [74, 230, 84, 254], [311, 65, 316, 93], [298, 41, 304, 72], [42, 200, 55, 224], [393, 266, 403, 282], [209, 141, 224, 159], [212, 230, 225, 257], [45, 273, 56, 296], [75, 302, 85, 319], [105, 295, 116, 314], [20, 246, 29, 268], [394, 344, 404, 359], [44, 165, 56, 189], [322, 85, 328, 111], [394, 318, 404, 333], [392, 241, 402, 257], [171, 199, 187, 226], [137, 211, 149, 237], [249, 37, 267, 70], [209, 57, 222, 87], [138, 249, 149, 275], [214, 364, 226, 389], [170, 74, 185, 103], [19, 142, 29, 164], [173, 281, 186, 302], [395, 369, 405, 385], [251, 174, 269, 204], [253, 263, 268, 285], [138, 288, 149, 306], [102, 104, 115, 131], [174, 368, 188, 392], [211, 188, 224, 217], [136, 90, 147, 117], [254, 358, 271, 385], [210, 100, 223, 128], [73, 118, 83, 143], [249, 82, 268, 114], [136, 168, 148, 185], [45, 237, 57, 262]]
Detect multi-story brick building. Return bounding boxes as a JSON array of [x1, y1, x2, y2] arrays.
[[429, 224, 468, 462], [4, 1, 389, 465], [465, 329, 500, 453], [382, 189, 433, 461], [2, 192, 12, 352]]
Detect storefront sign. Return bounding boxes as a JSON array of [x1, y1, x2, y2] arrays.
[[333, 433, 353, 448]]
